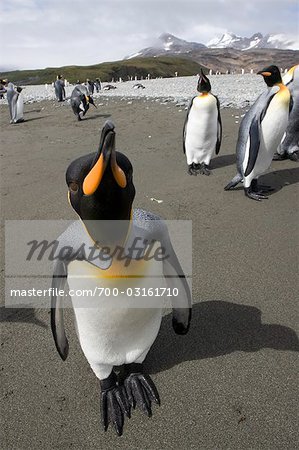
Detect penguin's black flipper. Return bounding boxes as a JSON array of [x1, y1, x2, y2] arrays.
[[133, 209, 192, 335], [215, 95, 222, 155], [51, 260, 69, 361], [244, 116, 261, 177], [163, 244, 192, 334]]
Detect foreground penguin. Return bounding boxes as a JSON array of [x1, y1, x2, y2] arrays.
[[224, 65, 292, 201], [51, 121, 192, 436], [274, 65, 299, 161], [54, 75, 65, 102], [183, 69, 222, 175], [70, 84, 96, 121], [7, 82, 24, 124]]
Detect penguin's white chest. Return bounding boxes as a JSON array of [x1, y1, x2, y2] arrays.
[[185, 95, 218, 165], [67, 245, 165, 372]]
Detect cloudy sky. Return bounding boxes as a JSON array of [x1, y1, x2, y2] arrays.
[[1, 0, 298, 70]]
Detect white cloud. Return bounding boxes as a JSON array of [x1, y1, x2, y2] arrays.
[[0, 0, 298, 70]]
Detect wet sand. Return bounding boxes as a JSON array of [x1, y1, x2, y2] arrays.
[[1, 98, 298, 449]]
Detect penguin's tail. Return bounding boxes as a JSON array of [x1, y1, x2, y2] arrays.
[[224, 173, 242, 191]]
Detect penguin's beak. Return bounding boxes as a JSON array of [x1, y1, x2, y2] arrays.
[[257, 70, 272, 77], [82, 121, 126, 196]]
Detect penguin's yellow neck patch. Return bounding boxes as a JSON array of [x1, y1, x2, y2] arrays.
[[287, 65, 297, 78], [277, 83, 291, 104]]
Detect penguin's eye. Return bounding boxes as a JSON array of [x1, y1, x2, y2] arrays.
[[69, 182, 79, 192]]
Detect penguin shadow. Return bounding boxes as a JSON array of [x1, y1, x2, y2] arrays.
[[23, 116, 48, 123], [25, 109, 42, 114], [145, 301, 299, 374], [0, 306, 47, 328], [210, 153, 236, 170], [259, 167, 299, 195], [84, 113, 111, 121]]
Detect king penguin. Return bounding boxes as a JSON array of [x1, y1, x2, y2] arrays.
[[274, 64, 299, 161], [54, 75, 65, 102], [70, 83, 96, 121], [51, 121, 192, 436], [183, 69, 222, 175], [224, 65, 292, 201], [6, 82, 24, 124]]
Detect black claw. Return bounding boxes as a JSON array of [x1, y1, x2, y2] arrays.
[[187, 164, 197, 176], [199, 164, 211, 176], [100, 372, 129, 436], [273, 152, 287, 161], [244, 188, 268, 201], [289, 151, 299, 161], [124, 366, 160, 417], [115, 385, 131, 418], [139, 374, 161, 406]]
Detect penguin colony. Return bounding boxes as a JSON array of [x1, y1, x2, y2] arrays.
[[3, 63, 298, 436]]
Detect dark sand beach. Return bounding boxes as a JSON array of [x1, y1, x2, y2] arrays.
[[1, 99, 298, 449]]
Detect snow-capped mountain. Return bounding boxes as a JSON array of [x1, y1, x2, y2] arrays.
[[126, 33, 206, 59], [207, 32, 299, 51]]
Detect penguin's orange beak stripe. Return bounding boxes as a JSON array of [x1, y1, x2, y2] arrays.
[[260, 71, 272, 76], [111, 160, 127, 188], [82, 153, 127, 195], [83, 153, 106, 195]]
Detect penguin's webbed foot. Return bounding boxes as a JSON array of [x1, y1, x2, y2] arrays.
[[289, 151, 299, 162], [123, 363, 160, 417], [100, 372, 131, 436], [199, 163, 211, 176], [244, 188, 268, 201], [187, 164, 197, 176], [273, 152, 287, 161]]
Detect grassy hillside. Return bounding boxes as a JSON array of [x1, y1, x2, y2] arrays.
[[0, 57, 207, 85]]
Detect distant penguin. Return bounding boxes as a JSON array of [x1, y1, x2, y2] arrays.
[[70, 84, 96, 121], [7, 82, 24, 124], [85, 79, 95, 95], [54, 75, 65, 102], [183, 69, 222, 175], [273, 64, 299, 161], [133, 83, 145, 89], [51, 121, 192, 436], [224, 65, 292, 201], [95, 78, 102, 92], [103, 84, 117, 90]]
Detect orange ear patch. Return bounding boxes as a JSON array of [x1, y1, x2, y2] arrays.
[[261, 71, 272, 76], [83, 154, 106, 195]]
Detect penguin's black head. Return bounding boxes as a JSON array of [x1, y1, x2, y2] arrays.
[[66, 121, 135, 244], [257, 65, 282, 87], [197, 69, 211, 93]]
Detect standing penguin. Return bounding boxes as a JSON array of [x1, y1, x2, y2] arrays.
[[273, 64, 299, 161], [51, 121, 192, 436], [70, 84, 96, 121], [224, 65, 292, 201], [95, 78, 102, 92], [7, 82, 24, 124], [183, 69, 222, 175], [54, 75, 65, 102]]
